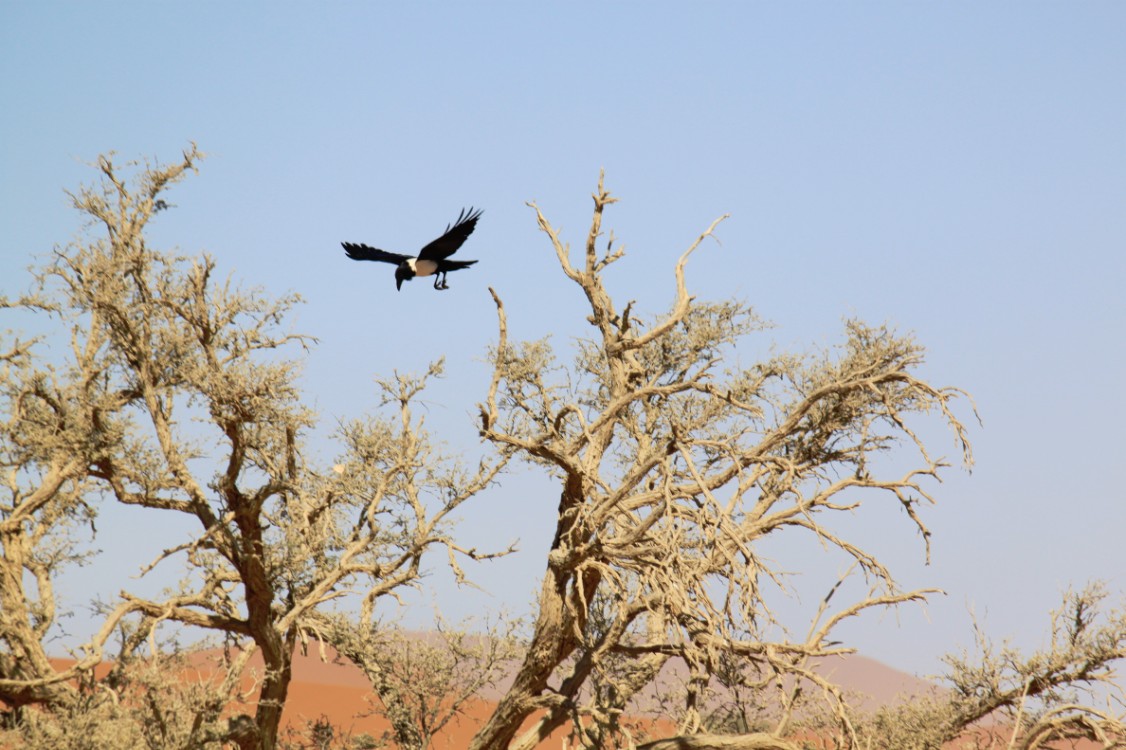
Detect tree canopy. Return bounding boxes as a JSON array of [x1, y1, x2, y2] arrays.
[[1, 148, 1123, 750]]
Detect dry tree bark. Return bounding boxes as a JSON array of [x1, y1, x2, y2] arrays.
[[10, 155, 1116, 750], [470, 174, 975, 750], [637, 734, 800, 750], [324, 617, 523, 750], [855, 583, 1126, 750], [0, 147, 508, 749]]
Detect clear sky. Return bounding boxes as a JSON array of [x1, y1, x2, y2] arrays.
[[2, 2, 1124, 679]]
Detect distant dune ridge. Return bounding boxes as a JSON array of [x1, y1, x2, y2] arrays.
[[53, 633, 940, 747], [49, 639, 1108, 749]]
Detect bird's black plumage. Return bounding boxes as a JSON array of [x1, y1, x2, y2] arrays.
[[343, 208, 482, 291], [342, 245, 410, 265]]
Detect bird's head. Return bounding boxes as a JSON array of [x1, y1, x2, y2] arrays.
[[395, 266, 409, 291]]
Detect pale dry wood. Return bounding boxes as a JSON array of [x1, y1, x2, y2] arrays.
[[0, 147, 508, 749], [637, 734, 800, 750], [5, 156, 1121, 750], [850, 584, 1126, 750], [471, 177, 978, 750]]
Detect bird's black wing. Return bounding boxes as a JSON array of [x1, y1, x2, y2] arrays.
[[417, 207, 483, 261], [342, 243, 411, 265]]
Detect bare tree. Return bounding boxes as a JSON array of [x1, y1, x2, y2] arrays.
[[470, 175, 976, 750], [324, 615, 523, 750], [6, 151, 1118, 750], [853, 583, 1126, 750], [0, 644, 250, 750], [0, 147, 505, 749]]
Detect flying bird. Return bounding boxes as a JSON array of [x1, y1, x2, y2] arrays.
[[342, 208, 482, 291]]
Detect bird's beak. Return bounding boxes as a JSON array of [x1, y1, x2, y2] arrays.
[[396, 277, 403, 291]]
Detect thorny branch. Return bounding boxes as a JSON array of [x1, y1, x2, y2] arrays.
[[0, 147, 509, 749], [471, 176, 977, 750]]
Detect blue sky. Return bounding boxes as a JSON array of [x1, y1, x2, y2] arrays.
[[2, 3, 1124, 678]]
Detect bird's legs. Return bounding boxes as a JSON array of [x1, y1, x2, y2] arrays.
[[434, 272, 449, 290]]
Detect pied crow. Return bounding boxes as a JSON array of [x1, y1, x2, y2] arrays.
[[343, 208, 481, 291]]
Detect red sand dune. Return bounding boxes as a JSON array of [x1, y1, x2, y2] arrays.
[[199, 643, 936, 746], [47, 642, 1098, 748]]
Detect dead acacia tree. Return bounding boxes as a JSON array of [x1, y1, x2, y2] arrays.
[[853, 582, 1126, 750], [470, 175, 975, 750], [323, 615, 523, 750], [0, 147, 506, 749]]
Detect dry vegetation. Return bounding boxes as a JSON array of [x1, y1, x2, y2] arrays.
[[1, 148, 1123, 749]]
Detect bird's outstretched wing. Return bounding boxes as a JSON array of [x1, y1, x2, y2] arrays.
[[342, 243, 411, 264], [417, 207, 483, 261]]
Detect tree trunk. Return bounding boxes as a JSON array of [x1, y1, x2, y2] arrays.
[[470, 478, 590, 750], [637, 734, 800, 750]]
